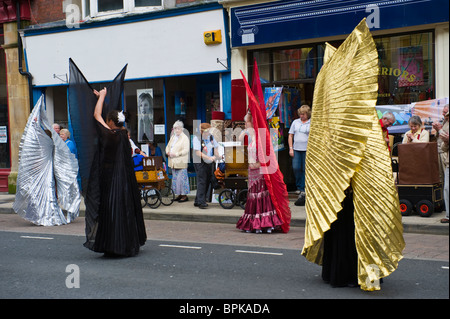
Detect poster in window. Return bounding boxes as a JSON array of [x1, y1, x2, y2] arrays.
[[268, 116, 284, 152], [175, 91, 186, 116], [398, 46, 425, 87], [264, 87, 282, 119], [137, 89, 154, 143]]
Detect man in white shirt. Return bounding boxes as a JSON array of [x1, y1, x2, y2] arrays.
[[192, 123, 219, 208]]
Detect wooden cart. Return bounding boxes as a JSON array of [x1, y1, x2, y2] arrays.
[[392, 142, 444, 217], [218, 145, 249, 209], [135, 156, 174, 208]]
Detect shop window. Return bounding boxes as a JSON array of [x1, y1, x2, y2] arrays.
[[135, 0, 162, 6], [273, 47, 318, 82], [249, 45, 323, 86], [375, 31, 435, 105], [250, 31, 435, 106], [98, 0, 123, 12]]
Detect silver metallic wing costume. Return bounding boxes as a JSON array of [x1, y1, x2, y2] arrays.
[[13, 96, 81, 226]]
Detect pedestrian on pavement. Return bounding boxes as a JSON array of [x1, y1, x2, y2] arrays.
[[432, 104, 449, 188], [402, 115, 429, 144], [52, 123, 61, 135], [236, 112, 284, 233], [59, 128, 78, 157], [436, 107, 449, 223], [288, 105, 311, 196], [128, 129, 147, 157], [166, 120, 190, 202], [379, 112, 396, 151], [192, 123, 219, 209], [83, 87, 146, 257]]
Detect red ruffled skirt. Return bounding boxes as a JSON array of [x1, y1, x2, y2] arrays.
[[236, 168, 283, 232]]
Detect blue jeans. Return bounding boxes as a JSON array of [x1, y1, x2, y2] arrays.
[[292, 150, 306, 192]]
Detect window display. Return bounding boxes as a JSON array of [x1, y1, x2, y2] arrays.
[[376, 31, 434, 105]]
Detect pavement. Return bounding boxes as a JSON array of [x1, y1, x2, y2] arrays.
[[0, 191, 448, 236]]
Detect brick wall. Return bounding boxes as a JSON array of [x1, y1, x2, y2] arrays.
[[29, 0, 65, 24]]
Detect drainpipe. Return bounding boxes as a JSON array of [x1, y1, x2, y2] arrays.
[[16, 0, 33, 110]]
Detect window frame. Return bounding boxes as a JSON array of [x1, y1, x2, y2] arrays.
[[85, 0, 164, 18]]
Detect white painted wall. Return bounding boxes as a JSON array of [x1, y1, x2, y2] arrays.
[[23, 9, 228, 86]]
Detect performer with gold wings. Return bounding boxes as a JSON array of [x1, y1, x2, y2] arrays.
[[301, 19, 405, 291]]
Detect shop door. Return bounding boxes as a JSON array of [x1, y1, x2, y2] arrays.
[[196, 74, 220, 123], [0, 30, 11, 192]]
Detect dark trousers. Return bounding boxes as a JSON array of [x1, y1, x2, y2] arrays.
[[322, 193, 358, 287], [194, 162, 213, 205]]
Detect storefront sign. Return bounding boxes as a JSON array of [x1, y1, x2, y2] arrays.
[[230, 0, 449, 47]]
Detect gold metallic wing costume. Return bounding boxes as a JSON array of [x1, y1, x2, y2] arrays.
[[301, 19, 405, 291]]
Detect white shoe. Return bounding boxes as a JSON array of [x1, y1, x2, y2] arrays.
[[255, 229, 262, 234]]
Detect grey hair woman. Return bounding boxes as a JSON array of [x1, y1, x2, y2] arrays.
[[402, 115, 429, 144], [166, 120, 190, 202]]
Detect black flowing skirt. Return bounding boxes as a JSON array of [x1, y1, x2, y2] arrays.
[[322, 192, 358, 287], [84, 122, 147, 257]]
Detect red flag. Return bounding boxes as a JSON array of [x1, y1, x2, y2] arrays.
[[240, 61, 291, 233]]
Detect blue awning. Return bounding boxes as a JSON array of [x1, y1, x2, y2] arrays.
[[230, 0, 449, 47]]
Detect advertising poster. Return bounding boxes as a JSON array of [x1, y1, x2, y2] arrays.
[[137, 88, 154, 143], [268, 116, 284, 152], [264, 87, 282, 119], [412, 98, 449, 125], [376, 97, 449, 133], [398, 46, 425, 87]]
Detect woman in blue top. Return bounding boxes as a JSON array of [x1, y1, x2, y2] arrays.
[[59, 128, 78, 157]]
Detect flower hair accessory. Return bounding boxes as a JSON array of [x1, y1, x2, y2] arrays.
[[118, 111, 126, 123]]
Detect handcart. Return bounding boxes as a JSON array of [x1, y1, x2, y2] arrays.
[[392, 142, 444, 217], [217, 144, 248, 209], [135, 156, 174, 209]]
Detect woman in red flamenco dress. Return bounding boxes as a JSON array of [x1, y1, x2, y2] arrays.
[[236, 112, 284, 234]]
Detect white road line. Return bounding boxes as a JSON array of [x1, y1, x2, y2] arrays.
[[442, 266, 449, 270], [159, 244, 202, 250], [20, 235, 54, 240], [235, 250, 283, 256]]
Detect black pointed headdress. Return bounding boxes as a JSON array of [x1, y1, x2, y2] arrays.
[[68, 58, 127, 195]]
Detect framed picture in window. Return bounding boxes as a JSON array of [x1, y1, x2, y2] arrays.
[[137, 88, 154, 143]]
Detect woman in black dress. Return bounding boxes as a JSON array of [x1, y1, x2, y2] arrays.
[[84, 87, 147, 257]]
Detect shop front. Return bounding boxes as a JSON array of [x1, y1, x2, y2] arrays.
[[223, 0, 449, 190], [0, 26, 10, 192], [22, 3, 230, 176]]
